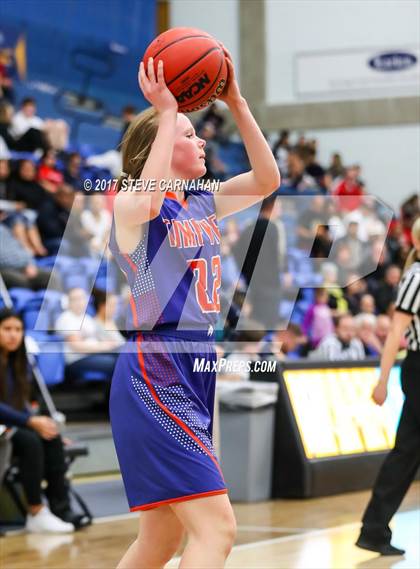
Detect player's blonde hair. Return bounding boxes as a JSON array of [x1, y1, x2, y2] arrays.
[[117, 106, 159, 191], [404, 216, 420, 272]]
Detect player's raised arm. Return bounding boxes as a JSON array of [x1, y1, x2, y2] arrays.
[[114, 57, 178, 228], [214, 46, 281, 220]]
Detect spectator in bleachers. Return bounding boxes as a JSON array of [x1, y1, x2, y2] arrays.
[[326, 200, 346, 241], [374, 265, 401, 314], [295, 133, 307, 151], [334, 220, 364, 272], [359, 238, 391, 290], [9, 98, 50, 153], [387, 220, 408, 266], [80, 193, 112, 256], [302, 288, 334, 349], [304, 143, 326, 188], [345, 201, 387, 244], [55, 287, 121, 383], [283, 149, 318, 192], [355, 313, 382, 356], [359, 293, 376, 315], [333, 242, 354, 285], [297, 195, 331, 256], [37, 149, 64, 194], [0, 223, 60, 290], [63, 152, 83, 191], [272, 130, 290, 176], [1, 209, 47, 258], [92, 288, 125, 347], [344, 273, 368, 315], [0, 308, 83, 533], [310, 313, 365, 361], [5, 160, 49, 256], [6, 159, 47, 212], [327, 152, 346, 180], [333, 165, 364, 212], [320, 262, 349, 314], [36, 184, 91, 257]]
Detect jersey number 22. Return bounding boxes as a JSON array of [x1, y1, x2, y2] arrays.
[[187, 255, 221, 313]]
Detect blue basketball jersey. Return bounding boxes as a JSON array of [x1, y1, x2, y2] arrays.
[[109, 189, 221, 336]]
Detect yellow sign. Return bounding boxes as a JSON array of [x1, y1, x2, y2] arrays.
[[283, 366, 403, 459]]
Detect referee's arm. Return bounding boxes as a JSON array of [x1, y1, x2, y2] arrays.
[[373, 273, 420, 405], [378, 311, 412, 384]]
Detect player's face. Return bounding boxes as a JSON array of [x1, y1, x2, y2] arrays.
[[171, 114, 206, 179]]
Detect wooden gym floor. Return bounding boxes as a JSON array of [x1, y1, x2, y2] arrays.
[[2, 481, 419, 569]]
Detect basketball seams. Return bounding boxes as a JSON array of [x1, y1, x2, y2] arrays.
[[166, 46, 222, 87], [146, 34, 214, 59]]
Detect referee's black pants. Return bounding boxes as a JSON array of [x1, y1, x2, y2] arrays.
[[360, 351, 420, 544]]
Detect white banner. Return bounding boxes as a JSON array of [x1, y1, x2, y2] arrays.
[[295, 45, 420, 101]]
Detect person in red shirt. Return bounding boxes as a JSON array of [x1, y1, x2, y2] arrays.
[[37, 149, 63, 194], [333, 165, 364, 211]]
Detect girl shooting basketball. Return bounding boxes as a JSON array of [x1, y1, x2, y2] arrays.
[[109, 43, 280, 569]]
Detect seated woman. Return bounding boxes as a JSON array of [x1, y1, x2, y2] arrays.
[[0, 308, 87, 532], [5, 159, 48, 256]]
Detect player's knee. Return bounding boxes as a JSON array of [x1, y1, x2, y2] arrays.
[[219, 514, 237, 555], [192, 510, 236, 555]]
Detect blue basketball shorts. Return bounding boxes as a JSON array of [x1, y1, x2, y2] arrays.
[[109, 331, 227, 511]]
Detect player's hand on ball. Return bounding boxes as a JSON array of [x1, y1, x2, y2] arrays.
[[372, 380, 388, 406], [217, 43, 242, 106], [139, 57, 178, 114]]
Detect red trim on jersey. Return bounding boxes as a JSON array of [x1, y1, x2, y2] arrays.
[[135, 333, 225, 480], [130, 488, 228, 511], [166, 190, 189, 210], [122, 253, 140, 328], [129, 295, 139, 328], [123, 253, 138, 274]]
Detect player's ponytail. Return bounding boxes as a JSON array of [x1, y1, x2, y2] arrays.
[[403, 216, 420, 273], [117, 106, 159, 192]]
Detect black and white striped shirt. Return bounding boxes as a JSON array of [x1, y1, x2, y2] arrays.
[[395, 261, 420, 351]]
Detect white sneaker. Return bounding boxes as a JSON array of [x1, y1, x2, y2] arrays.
[[26, 505, 75, 534]]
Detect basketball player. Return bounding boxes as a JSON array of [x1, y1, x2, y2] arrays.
[[109, 48, 280, 568], [356, 216, 420, 556]]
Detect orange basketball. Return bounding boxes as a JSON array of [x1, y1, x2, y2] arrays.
[[143, 27, 228, 113]]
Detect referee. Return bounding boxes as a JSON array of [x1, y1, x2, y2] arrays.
[[356, 217, 420, 556]]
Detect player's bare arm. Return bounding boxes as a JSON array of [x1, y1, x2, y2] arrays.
[[114, 57, 177, 253], [214, 46, 281, 221]]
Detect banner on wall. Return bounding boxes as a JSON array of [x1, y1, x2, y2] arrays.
[[295, 45, 419, 101]]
